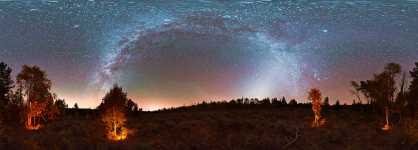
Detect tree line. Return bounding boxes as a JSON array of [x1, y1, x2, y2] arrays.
[[0, 63, 67, 129], [156, 62, 418, 130], [0, 62, 139, 132], [1, 61, 417, 133], [350, 62, 418, 129], [156, 96, 347, 112]]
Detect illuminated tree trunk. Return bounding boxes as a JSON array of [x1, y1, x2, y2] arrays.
[[17, 65, 53, 130], [100, 85, 130, 141], [112, 107, 117, 137], [25, 101, 45, 130], [382, 107, 391, 131], [314, 112, 319, 127], [312, 104, 321, 127], [26, 102, 34, 129], [26, 113, 32, 129], [309, 88, 323, 128], [386, 108, 389, 126]]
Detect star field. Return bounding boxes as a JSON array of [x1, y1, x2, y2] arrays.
[[0, 0, 417, 110]]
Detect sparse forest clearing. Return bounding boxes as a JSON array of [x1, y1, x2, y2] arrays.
[[1, 106, 416, 150]]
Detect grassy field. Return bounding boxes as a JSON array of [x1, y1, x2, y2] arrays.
[[0, 106, 417, 150]]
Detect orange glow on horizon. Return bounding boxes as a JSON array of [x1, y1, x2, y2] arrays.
[[60, 92, 356, 111]]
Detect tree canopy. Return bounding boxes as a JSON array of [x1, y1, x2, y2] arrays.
[[99, 84, 133, 140], [17, 65, 54, 130], [0, 62, 14, 110], [407, 62, 418, 116], [308, 88, 323, 127], [351, 63, 401, 111]]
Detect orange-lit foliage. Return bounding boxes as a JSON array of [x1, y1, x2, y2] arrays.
[[102, 107, 128, 141], [99, 85, 130, 141], [308, 88, 324, 127], [17, 65, 54, 130], [25, 101, 47, 130]]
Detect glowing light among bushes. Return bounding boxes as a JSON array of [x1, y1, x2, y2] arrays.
[[25, 123, 41, 130], [102, 107, 128, 141], [108, 127, 128, 141], [308, 88, 325, 128], [382, 107, 391, 131], [99, 85, 134, 141], [25, 101, 47, 130]]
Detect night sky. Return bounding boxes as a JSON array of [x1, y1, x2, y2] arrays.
[[0, 0, 417, 110]]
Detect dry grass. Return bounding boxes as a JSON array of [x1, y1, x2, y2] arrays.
[[0, 107, 416, 150]]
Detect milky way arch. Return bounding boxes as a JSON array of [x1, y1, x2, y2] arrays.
[[1, 0, 418, 109], [92, 11, 312, 101]]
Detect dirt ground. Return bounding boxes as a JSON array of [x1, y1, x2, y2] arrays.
[[0, 107, 417, 150]]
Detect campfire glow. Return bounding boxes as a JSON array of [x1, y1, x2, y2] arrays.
[[102, 107, 128, 141], [309, 88, 325, 128], [25, 101, 46, 130], [109, 127, 128, 141], [25, 123, 41, 130], [382, 124, 391, 131], [98, 85, 134, 141], [382, 107, 391, 131]]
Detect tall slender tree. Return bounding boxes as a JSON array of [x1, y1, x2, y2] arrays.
[[407, 62, 418, 117], [350, 81, 363, 104], [384, 63, 401, 104], [393, 72, 408, 121], [17, 65, 53, 130], [309, 88, 323, 127], [99, 84, 131, 140], [0, 62, 14, 112], [352, 63, 401, 130], [381, 63, 401, 130]]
